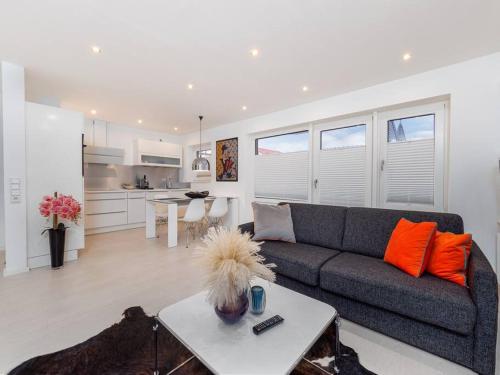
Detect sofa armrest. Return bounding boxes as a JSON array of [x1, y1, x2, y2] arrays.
[[238, 222, 254, 236], [468, 241, 498, 375]]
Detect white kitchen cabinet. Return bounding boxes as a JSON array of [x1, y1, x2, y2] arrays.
[[85, 192, 128, 231], [134, 139, 182, 167], [83, 119, 107, 147], [84, 118, 93, 146], [85, 189, 190, 234], [128, 196, 146, 223], [93, 120, 107, 146], [86, 199, 127, 214], [85, 192, 127, 200], [86, 212, 128, 229]]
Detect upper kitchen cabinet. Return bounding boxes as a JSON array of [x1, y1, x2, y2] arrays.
[[84, 119, 107, 147], [133, 139, 182, 167]]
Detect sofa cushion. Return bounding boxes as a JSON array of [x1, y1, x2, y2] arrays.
[[342, 207, 464, 258], [320, 252, 476, 335], [260, 240, 340, 286], [285, 203, 347, 250]]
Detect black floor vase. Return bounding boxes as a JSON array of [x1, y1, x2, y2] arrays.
[[48, 224, 66, 268]]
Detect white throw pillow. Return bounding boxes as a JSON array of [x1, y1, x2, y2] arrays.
[[252, 202, 296, 243]]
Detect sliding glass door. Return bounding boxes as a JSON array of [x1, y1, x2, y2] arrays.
[[312, 115, 373, 207]]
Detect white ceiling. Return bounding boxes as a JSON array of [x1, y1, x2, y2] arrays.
[[1, 0, 499, 134]]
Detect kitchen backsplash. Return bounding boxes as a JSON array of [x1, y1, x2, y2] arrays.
[[84, 164, 181, 190]]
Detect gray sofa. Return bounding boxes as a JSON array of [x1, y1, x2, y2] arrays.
[[239, 204, 498, 375]]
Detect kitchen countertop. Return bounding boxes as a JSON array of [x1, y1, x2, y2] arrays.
[[85, 188, 190, 193]]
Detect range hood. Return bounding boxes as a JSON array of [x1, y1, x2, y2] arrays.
[[84, 145, 124, 165]]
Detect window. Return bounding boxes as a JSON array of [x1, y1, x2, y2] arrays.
[[387, 114, 435, 143], [254, 131, 309, 201], [379, 104, 445, 210], [197, 149, 212, 159], [314, 119, 371, 207], [252, 101, 446, 211], [321, 124, 366, 149], [256, 131, 309, 155]]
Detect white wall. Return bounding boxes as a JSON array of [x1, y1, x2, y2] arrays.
[[0, 66, 4, 250], [0, 62, 28, 276], [181, 52, 500, 269], [25, 103, 85, 268]]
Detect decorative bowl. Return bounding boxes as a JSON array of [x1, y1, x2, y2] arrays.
[[185, 191, 209, 199]]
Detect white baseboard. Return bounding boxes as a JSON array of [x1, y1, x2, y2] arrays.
[[3, 266, 30, 277], [28, 249, 78, 269], [85, 222, 145, 235]]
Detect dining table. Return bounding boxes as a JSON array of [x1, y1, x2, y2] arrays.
[[145, 196, 239, 247]]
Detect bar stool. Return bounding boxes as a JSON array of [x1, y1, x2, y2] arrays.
[[181, 199, 206, 247], [207, 197, 228, 230]]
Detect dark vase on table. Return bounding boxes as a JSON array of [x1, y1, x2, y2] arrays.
[[214, 292, 249, 324], [48, 223, 66, 268]]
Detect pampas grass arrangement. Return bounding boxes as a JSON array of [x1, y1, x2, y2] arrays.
[[196, 228, 276, 309]]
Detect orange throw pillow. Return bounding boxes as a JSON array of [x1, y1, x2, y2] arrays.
[[427, 231, 472, 286], [384, 218, 437, 277]]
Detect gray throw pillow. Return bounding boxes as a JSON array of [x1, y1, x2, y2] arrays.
[[252, 202, 296, 243]]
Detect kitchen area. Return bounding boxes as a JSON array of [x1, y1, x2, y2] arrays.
[[83, 119, 191, 235]]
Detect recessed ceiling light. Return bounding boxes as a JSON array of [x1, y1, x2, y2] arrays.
[[250, 48, 259, 57], [48, 114, 57, 120], [403, 53, 412, 61], [91, 46, 102, 54], [90, 109, 97, 115], [302, 86, 309, 92], [174, 127, 179, 131], [137, 119, 143, 124], [242, 105, 247, 111], [187, 83, 194, 90]]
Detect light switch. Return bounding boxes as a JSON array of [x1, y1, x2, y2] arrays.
[[9, 177, 22, 204]]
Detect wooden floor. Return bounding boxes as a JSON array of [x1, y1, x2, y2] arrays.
[[0, 227, 497, 374]]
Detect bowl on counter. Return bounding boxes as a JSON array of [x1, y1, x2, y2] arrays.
[[185, 191, 209, 199]]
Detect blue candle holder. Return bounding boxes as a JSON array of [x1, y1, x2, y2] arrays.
[[250, 285, 266, 314]]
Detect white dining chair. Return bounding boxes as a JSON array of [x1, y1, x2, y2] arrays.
[[181, 199, 206, 247], [207, 197, 228, 230], [154, 194, 169, 238]]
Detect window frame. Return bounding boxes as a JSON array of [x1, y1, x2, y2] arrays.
[[249, 100, 448, 212], [312, 115, 373, 207], [255, 130, 309, 155], [320, 123, 367, 150], [386, 113, 436, 143], [376, 101, 447, 211], [196, 148, 212, 159], [252, 126, 312, 203]]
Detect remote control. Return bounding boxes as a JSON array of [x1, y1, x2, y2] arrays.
[[252, 315, 284, 335]]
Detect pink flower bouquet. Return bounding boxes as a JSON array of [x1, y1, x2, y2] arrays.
[[39, 193, 81, 229]]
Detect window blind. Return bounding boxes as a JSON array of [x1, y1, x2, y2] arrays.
[[385, 139, 434, 205], [254, 151, 309, 201], [319, 146, 367, 206]]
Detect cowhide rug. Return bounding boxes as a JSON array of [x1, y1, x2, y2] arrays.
[[9, 306, 376, 375]]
